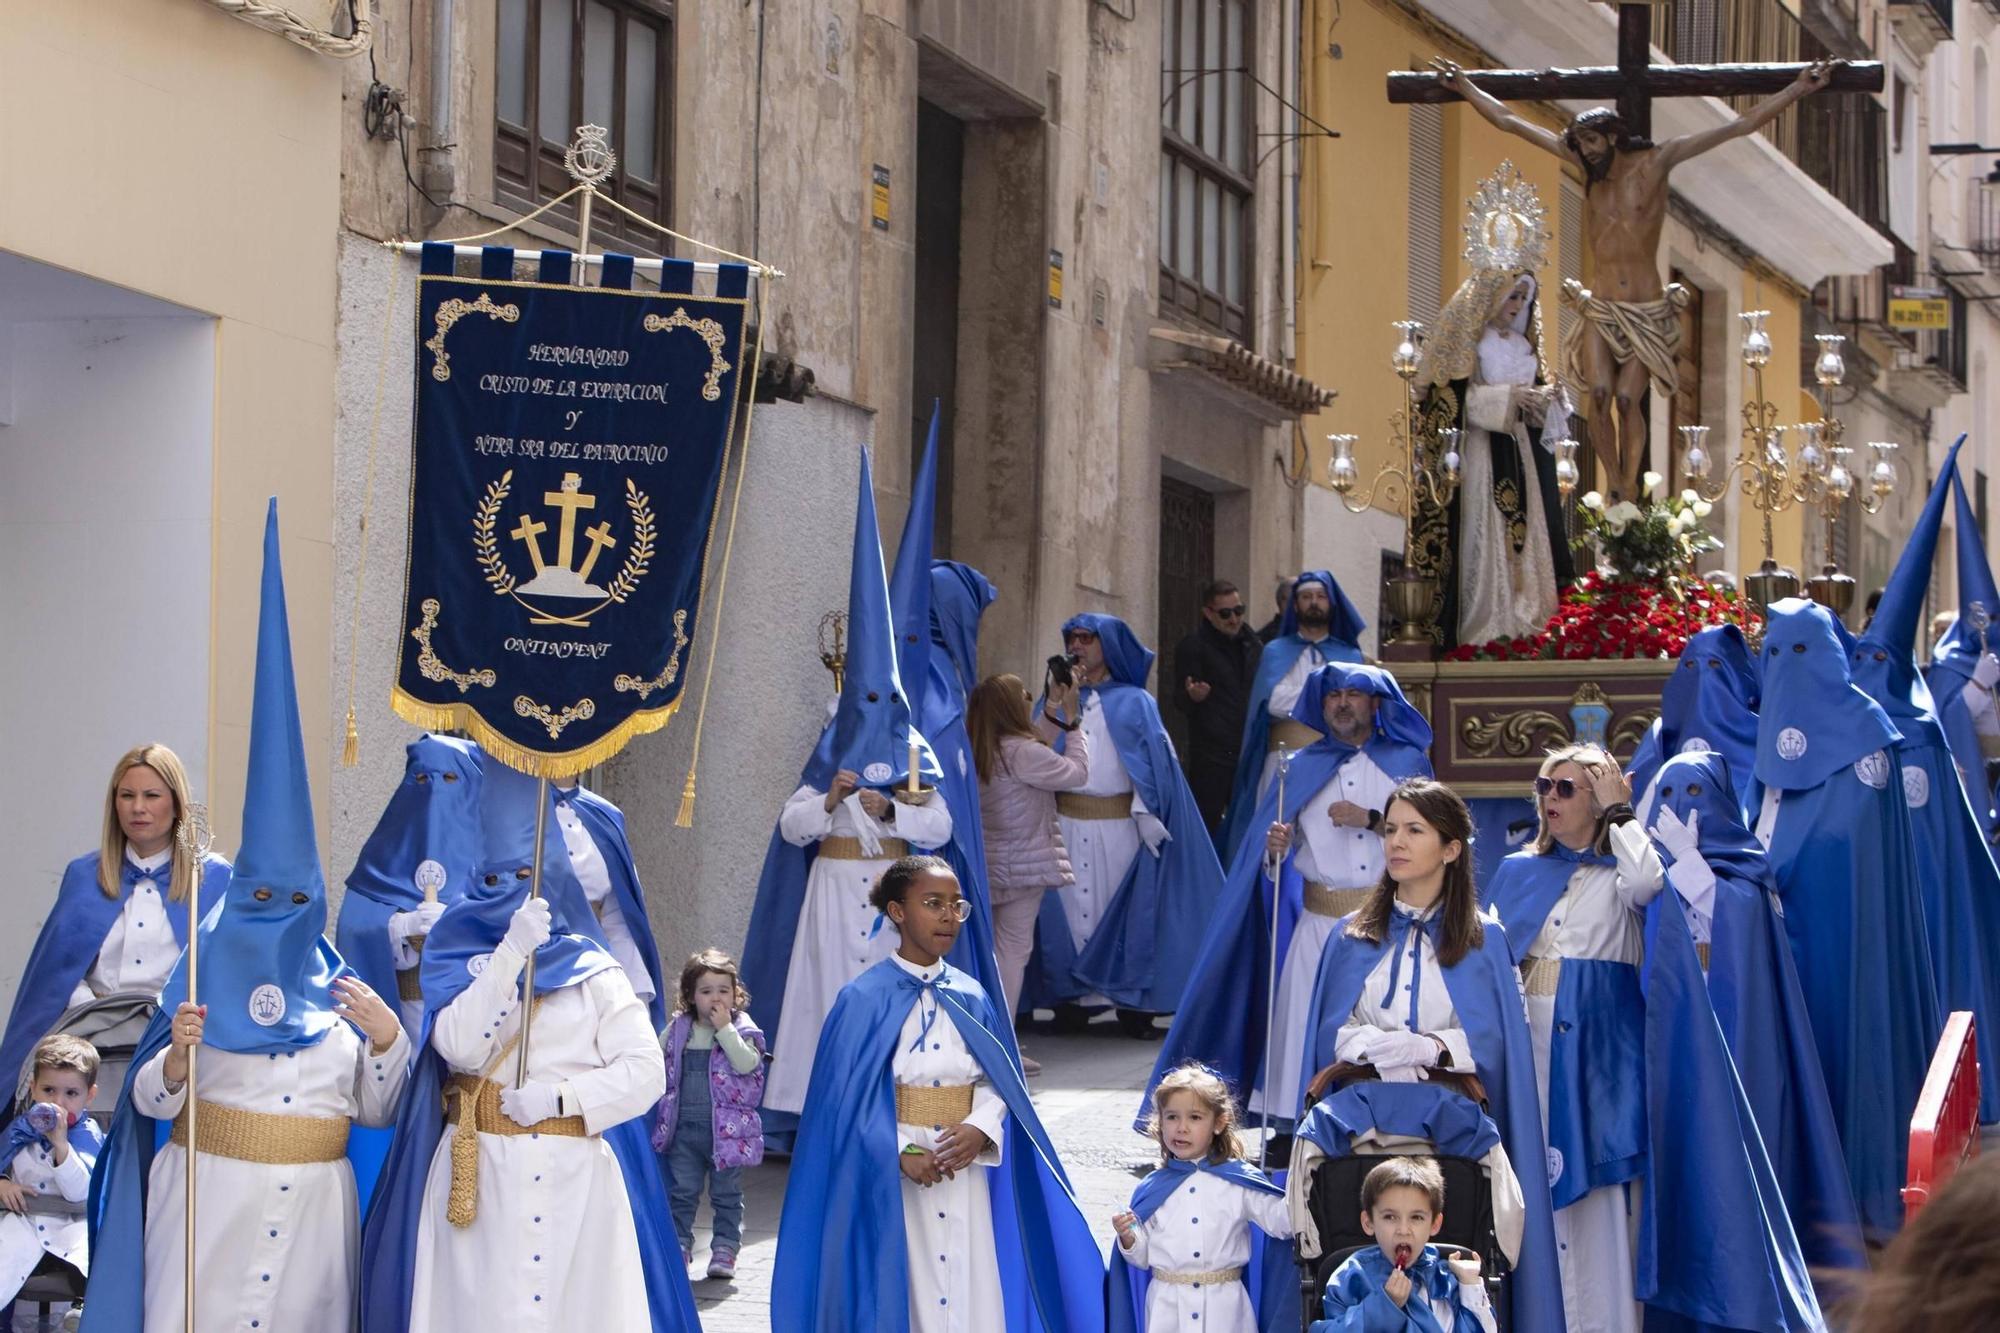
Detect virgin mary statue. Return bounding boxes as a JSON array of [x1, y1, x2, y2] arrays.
[[1412, 164, 1575, 648]]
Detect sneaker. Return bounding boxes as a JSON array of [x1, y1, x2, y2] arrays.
[[707, 1247, 738, 1280], [1020, 1054, 1043, 1077]]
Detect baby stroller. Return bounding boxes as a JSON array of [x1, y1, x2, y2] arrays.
[[7, 990, 160, 1325], [1287, 1077, 1523, 1332]]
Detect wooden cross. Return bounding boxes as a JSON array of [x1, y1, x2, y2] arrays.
[[1386, 2, 1882, 142]]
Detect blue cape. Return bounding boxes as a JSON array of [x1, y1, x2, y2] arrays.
[[359, 759, 696, 1333], [336, 734, 484, 1006], [769, 958, 1105, 1332], [1630, 624, 1763, 824], [1645, 753, 1862, 1275], [1029, 614, 1224, 1012], [84, 501, 368, 1332], [1304, 917, 1565, 1330], [1107, 1157, 1293, 1333], [930, 561, 997, 712], [554, 783, 670, 1029], [1755, 599, 1901, 792], [1931, 466, 2000, 836], [1637, 846, 1826, 1330], [0, 1111, 104, 1184], [1217, 571, 1367, 864], [0, 850, 227, 1104], [1314, 1244, 1484, 1332], [1146, 677, 1430, 1124]]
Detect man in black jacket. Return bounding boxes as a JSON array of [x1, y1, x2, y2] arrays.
[[1255, 574, 1294, 644], [1172, 579, 1264, 838]]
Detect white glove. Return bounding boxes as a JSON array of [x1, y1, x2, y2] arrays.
[[1363, 1029, 1438, 1072], [498, 1080, 563, 1127], [502, 897, 552, 956], [1134, 811, 1172, 857], [1975, 652, 2000, 691], [1650, 805, 1701, 864], [388, 901, 446, 947]]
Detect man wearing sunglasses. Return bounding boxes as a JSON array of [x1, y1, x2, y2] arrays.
[[1171, 580, 1264, 839]]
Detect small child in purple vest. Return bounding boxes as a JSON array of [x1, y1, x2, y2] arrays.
[[653, 948, 766, 1279]]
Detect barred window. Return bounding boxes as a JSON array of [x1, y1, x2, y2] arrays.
[[1159, 0, 1253, 339], [496, 0, 673, 249]]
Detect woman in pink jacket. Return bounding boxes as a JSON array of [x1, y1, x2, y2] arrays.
[[968, 673, 1090, 1075]]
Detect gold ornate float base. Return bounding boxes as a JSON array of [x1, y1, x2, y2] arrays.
[[1388, 657, 1671, 797]]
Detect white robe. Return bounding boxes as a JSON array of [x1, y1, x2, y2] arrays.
[[408, 948, 665, 1331], [890, 953, 1008, 1332], [0, 1131, 94, 1298], [1521, 821, 1662, 1333], [1457, 320, 1557, 647], [68, 847, 177, 1007], [133, 1019, 412, 1333], [552, 791, 657, 1003], [1254, 751, 1398, 1121], [1251, 641, 1334, 803], [764, 786, 955, 1115], [1122, 1169, 1292, 1332], [1054, 692, 1160, 969]]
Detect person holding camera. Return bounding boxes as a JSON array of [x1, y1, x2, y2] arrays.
[[1023, 614, 1224, 1037]]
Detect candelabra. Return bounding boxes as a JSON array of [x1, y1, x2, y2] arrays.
[[1679, 317, 1897, 615], [1326, 321, 1463, 644], [817, 610, 848, 693]]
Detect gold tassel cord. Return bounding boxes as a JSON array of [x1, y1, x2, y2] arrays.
[[676, 314, 769, 828], [341, 257, 405, 767]]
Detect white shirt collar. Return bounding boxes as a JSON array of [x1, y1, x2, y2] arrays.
[[889, 952, 943, 984], [125, 846, 172, 874], [1390, 897, 1440, 923]]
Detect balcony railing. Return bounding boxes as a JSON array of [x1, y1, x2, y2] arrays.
[[1650, 0, 1889, 235], [1968, 172, 2000, 275], [1888, 0, 1955, 41]]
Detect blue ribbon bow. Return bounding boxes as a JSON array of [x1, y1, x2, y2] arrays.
[[1381, 907, 1441, 1031]]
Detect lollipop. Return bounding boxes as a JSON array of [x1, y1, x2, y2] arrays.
[[1394, 1243, 1413, 1269]]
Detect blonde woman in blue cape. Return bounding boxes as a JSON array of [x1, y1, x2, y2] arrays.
[[337, 735, 484, 1034], [81, 501, 412, 1333], [745, 448, 953, 1124], [772, 854, 1104, 1333], [1482, 743, 1662, 1332], [358, 758, 689, 1333], [0, 743, 229, 1105]]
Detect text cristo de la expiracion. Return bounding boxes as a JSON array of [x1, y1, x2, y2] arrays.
[[477, 373, 670, 405]]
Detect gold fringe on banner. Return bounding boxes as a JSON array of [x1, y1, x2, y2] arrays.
[[388, 689, 684, 783]]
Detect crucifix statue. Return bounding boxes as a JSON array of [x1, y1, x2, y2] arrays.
[[1390, 3, 1882, 500]]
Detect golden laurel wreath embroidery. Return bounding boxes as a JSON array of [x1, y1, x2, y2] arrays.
[[514, 694, 596, 739], [640, 308, 732, 401], [474, 472, 517, 595], [606, 478, 655, 604], [411, 600, 497, 693], [613, 609, 691, 700], [427, 293, 521, 383]]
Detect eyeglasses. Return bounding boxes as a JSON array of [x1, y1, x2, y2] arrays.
[[920, 896, 973, 922], [1211, 606, 1245, 620], [1533, 776, 1578, 799]]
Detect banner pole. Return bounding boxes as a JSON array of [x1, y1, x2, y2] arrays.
[[515, 776, 550, 1089], [1258, 749, 1291, 1166], [176, 805, 213, 1330]]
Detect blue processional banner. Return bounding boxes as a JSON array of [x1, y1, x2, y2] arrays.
[[392, 242, 752, 777]]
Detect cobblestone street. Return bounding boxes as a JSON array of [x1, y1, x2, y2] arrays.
[[687, 1021, 1166, 1332]]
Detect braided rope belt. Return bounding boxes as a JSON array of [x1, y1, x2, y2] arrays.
[[1151, 1267, 1246, 1287], [1303, 882, 1372, 919], [894, 1083, 975, 1127], [171, 1100, 349, 1164], [1267, 719, 1323, 752], [818, 835, 909, 861], [1055, 791, 1134, 821], [1520, 956, 1562, 998], [443, 1075, 589, 1228], [397, 967, 424, 1002]]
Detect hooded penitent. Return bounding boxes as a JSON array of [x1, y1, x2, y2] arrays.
[[1849, 437, 2000, 1122], [1755, 597, 1943, 1236], [1929, 466, 2000, 838], [1629, 623, 1763, 826]]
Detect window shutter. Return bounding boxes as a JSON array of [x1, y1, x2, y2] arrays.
[[1559, 177, 1585, 359], [1408, 101, 1444, 322]]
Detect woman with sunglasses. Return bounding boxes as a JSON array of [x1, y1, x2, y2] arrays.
[[1483, 744, 1662, 1332], [772, 856, 1103, 1332]]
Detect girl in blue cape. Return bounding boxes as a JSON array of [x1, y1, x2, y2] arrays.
[[1108, 1062, 1292, 1333], [1483, 744, 1662, 1333], [357, 758, 690, 1333], [336, 734, 484, 1034], [1753, 598, 1943, 1238], [0, 743, 229, 1104], [772, 854, 1104, 1333], [1644, 752, 1863, 1279], [1628, 624, 1763, 825], [1146, 662, 1432, 1130], [83, 501, 411, 1333], [1302, 778, 1564, 1331]]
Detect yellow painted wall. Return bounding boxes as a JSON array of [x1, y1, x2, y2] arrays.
[[1299, 0, 1578, 486], [0, 0, 344, 854]]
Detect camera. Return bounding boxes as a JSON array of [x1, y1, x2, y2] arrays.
[[1046, 652, 1079, 688]]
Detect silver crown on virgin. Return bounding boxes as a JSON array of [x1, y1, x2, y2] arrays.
[[1462, 161, 1549, 275]]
